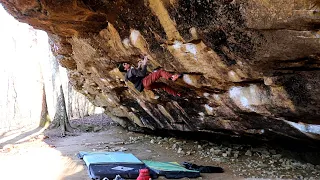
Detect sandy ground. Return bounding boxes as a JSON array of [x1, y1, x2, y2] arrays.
[[0, 114, 319, 180], [0, 119, 236, 180], [0, 129, 236, 180]]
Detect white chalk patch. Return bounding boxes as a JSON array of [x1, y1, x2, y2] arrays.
[[213, 94, 220, 101], [189, 27, 198, 39], [285, 121, 320, 135], [250, 85, 257, 94], [228, 70, 240, 81], [229, 86, 255, 111], [308, 124, 320, 134], [229, 87, 242, 98], [130, 30, 140, 45], [203, 92, 210, 97], [228, 71, 236, 77], [107, 98, 114, 102], [182, 74, 194, 86], [204, 104, 213, 113], [100, 78, 107, 82], [122, 38, 131, 48], [198, 112, 205, 116], [185, 43, 197, 55], [173, 40, 182, 49], [240, 97, 249, 108], [94, 107, 104, 114]]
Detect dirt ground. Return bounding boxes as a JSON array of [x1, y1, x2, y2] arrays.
[[0, 114, 319, 180]]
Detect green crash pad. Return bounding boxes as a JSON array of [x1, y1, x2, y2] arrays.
[[143, 160, 200, 179]]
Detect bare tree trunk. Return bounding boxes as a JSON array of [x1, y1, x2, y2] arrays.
[[39, 84, 50, 127], [50, 85, 73, 136]]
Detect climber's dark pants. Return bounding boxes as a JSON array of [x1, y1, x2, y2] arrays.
[[142, 69, 178, 96]]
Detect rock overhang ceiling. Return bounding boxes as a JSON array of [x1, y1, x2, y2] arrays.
[[1, 0, 320, 144]]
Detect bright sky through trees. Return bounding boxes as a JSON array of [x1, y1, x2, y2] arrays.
[[0, 5, 49, 131]]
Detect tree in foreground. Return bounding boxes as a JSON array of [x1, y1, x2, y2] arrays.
[[49, 85, 73, 136]]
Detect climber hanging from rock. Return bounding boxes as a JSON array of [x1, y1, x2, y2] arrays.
[[118, 55, 182, 96]]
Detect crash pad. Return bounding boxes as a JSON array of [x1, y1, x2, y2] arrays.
[[143, 160, 200, 179], [78, 151, 157, 180]]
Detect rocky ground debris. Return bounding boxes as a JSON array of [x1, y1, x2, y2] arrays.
[[84, 129, 320, 179], [137, 135, 320, 179], [2, 114, 319, 180]]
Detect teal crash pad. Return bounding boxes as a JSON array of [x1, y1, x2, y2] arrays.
[[79, 151, 143, 166], [143, 160, 200, 179], [78, 151, 157, 179]]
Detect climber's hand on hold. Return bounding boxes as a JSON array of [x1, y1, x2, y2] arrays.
[[142, 55, 148, 65], [137, 61, 143, 68]]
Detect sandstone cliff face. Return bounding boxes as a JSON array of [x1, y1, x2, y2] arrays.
[[1, 0, 319, 143]]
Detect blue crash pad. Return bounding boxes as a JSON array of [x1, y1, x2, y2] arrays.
[[78, 151, 157, 180]]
